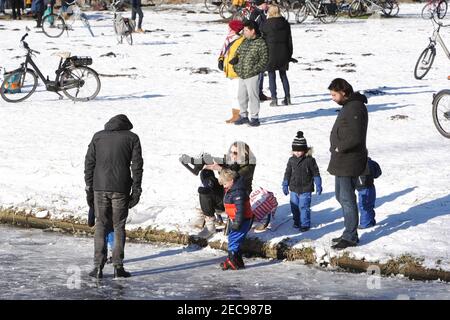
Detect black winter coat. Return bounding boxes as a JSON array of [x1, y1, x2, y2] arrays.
[[283, 155, 320, 194], [261, 17, 293, 72], [327, 92, 369, 177], [84, 114, 144, 194], [250, 8, 267, 31]]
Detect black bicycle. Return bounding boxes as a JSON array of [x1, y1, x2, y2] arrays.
[[1, 34, 101, 103]]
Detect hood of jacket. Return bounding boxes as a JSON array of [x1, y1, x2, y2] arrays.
[[346, 92, 368, 105], [104, 114, 133, 131]]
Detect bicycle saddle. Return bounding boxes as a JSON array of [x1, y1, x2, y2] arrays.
[[53, 52, 71, 59]]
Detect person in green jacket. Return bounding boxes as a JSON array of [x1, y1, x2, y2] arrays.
[[230, 19, 269, 127]]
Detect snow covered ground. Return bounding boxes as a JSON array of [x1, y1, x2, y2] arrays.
[[1, 3, 450, 272], [2, 224, 450, 299]]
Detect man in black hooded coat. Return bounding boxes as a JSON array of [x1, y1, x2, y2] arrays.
[[84, 114, 143, 278]]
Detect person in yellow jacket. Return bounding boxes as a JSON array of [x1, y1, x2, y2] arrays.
[[218, 20, 245, 123]]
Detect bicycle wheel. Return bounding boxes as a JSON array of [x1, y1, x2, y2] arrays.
[[432, 89, 450, 138], [0, 69, 38, 103], [437, 0, 448, 19], [219, 2, 235, 19], [414, 46, 436, 80], [291, 0, 303, 11], [276, 3, 290, 21], [204, 0, 221, 12], [319, 3, 339, 23], [295, 5, 309, 23], [421, 3, 434, 19], [348, 0, 365, 17], [381, 0, 399, 17], [42, 14, 66, 38], [60, 66, 101, 101]]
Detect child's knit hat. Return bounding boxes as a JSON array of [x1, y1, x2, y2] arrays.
[[292, 131, 308, 152]]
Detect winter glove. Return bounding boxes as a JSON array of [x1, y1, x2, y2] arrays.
[[282, 180, 289, 196], [231, 221, 241, 231], [85, 186, 94, 208], [128, 188, 142, 209], [229, 56, 239, 65], [314, 176, 322, 195], [218, 59, 224, 71]]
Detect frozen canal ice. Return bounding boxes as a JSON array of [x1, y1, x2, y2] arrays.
[[0, 225, 449, 300]]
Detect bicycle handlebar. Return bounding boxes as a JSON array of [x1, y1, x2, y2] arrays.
[[20, 33, 40, 55]]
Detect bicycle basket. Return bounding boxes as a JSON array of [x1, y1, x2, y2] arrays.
[[67, 56, 93, 67], [3, 71, 23, 94]]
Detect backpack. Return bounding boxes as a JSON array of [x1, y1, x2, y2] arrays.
[[4, 71, 22, 94], [249, 187, 278, 222]]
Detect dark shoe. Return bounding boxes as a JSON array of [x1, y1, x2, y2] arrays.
[[259, 93, 270, 102], [235, 251, 245, 269], [234, 116, 249, 125], [358, 223, 376, 229], [88, 266, 103, 279], [293, 223, 300, 229], [282, 97, 291, 105], [269, 99, 278, 107], [332, 236, 359, 244], [248, 118, 260, 127], [114, 266, 131, 278], [331, 239, 358, 250], [300, 226, 310, 232]]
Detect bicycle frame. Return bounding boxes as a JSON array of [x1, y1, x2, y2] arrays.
[[431, 24, 450, 59], [304, 0, 324, 17]]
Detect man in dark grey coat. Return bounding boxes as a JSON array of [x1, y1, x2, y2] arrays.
[[327, 78, 368, 250], [84, 114, 143, 278]]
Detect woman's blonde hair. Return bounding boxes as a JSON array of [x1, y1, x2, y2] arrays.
[[219, 169, 238, 186], [267, 5, 281, 18]]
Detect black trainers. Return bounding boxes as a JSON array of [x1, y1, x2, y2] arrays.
[[114, 266, 132, 278], [234, 116, 249, 125], [293, 223, 299, 229], [248, 118, 260, 127], [300, 226, 310, 232], [332, 236, 359, 244], [331, 239, 358, 250], [88, 267, 103, 279]]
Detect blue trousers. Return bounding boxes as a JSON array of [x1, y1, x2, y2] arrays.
[[335, 176, 359, 243], [357, 187, 376, 228], [268, 70, 290, 99], [228, 219, 252, 253], [290, 192, 312, 228]]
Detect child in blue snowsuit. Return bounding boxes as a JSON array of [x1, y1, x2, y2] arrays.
[[88, 207, 115, 263], [219, 169, 253, 270], [356, 157, 382, 229], [282, 131, 322, 232]]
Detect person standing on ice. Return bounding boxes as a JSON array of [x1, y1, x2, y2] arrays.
[[131, 0, 144, 33], [84, 114, 143, 278], [218, 169, 254, 270], [218, 19, 245, 124], [193, 141, 256, 239], [327, 78, 369, 250], [231, 19, 269, 127], [356, 157, 381, 229], [282, 131, 322, 232]]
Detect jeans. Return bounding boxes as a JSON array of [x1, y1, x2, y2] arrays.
[[290, 192, 312, 228], [131, 6, 143, 29], [228, 218, 252, 253], [357, 187, 376, 228], [268, 70, 290, 99], [93, 191, 129, 267], [258, 72, 264, 95], [0, 0, 5, 13], [335, 176, 359, 243]]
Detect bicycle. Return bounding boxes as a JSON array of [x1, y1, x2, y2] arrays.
[[111, 0, 134, 45], [414, 14, 450, 80], [204, 0, 223, 12], [432, 82, 450, 138], [0, 34, 101, 103], [421, 0, 447, 20], [41, 0, 94, 38], [293, 0, 339, 24], [348, 0, 399, 18]]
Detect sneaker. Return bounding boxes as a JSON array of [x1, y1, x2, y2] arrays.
[[88, 266, 103, 279], [270, 99, 278, 107], [300, 226, 310, 232], [358, 223, 376, 229], [114, 266, 132, 278], [259, 93, 271, 102], [332, 236, 359, 244], [234, 116, 249, 125], [331, 239, 358, 250], [293, 223, 300, 229], [248, 118, 260, 127], [136, 28, 144, 33]]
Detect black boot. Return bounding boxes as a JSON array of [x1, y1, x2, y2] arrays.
[[282, 96, 291, 105], [114, 266, 131, 278], [88, 266, 103, 279], [235, 251, 245, 269], [220, 252, 241, 270]]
